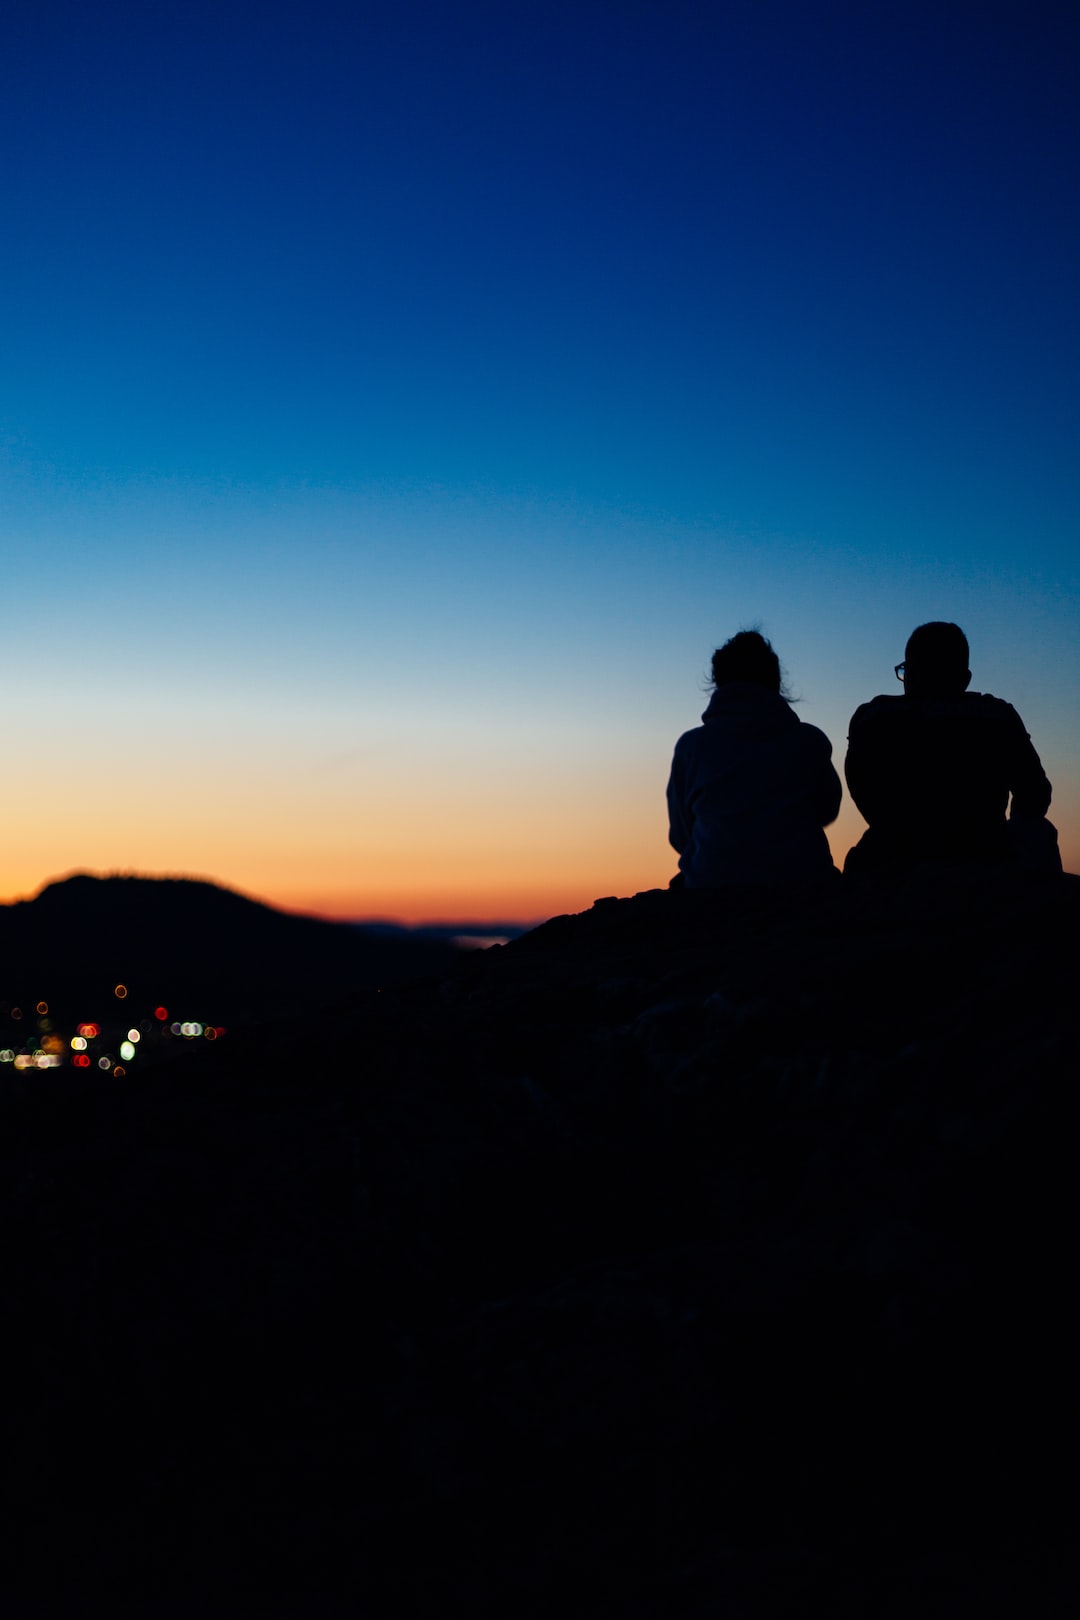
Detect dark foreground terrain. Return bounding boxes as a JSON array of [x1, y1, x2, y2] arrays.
[[3, 873, 1078, 1615]]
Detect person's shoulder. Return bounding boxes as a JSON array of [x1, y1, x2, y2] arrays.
[[966, 692, 1028, 726], [967, 691, 1016, 712], [672, 724, 705, 754], [848, 694, 898, 728], [795, 719, 835, 754]]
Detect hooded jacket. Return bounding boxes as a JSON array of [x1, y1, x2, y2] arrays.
[[667, 682, 842, 886]]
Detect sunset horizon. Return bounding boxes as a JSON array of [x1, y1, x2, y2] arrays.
[[4, 1, 1076, 935]]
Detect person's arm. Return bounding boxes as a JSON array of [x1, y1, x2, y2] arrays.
[[843, 704, 880, 823], [818, 752, 843, 827], [1004, 705, 1052, 818], [805, 726, 843, 826], [667, 742, 692, 854], [841, 699, 893, 822]]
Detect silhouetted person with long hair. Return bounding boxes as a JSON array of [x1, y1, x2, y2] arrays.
[[844, 621, 1058, 875], [667, 631, 842, 885]]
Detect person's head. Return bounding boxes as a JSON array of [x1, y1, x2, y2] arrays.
[[900, 622, 971, 698], [711, 630, 783, 694]]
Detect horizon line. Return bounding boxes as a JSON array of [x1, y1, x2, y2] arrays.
[[0, 867, 555, 932]]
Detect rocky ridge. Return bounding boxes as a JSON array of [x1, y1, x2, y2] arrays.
[[3, 875, 1077, 1614]]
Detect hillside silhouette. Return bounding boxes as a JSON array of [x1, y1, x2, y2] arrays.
[[3, 872, 1077, 1612], [0, 872, 459, 1017]]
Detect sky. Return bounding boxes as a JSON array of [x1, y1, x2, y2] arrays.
[[3, 0, 1078, 922]]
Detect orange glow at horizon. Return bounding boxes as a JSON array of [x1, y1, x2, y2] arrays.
[[6, 823, 1077, 928], [2, 787, 1076, 926]]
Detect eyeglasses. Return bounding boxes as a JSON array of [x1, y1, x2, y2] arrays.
[[894, 663, 905, 682]]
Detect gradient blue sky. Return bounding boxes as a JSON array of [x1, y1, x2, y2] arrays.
[[3, 0, 1078, 918]]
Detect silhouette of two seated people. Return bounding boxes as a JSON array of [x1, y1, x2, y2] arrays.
[[667, 623, 1058, 888]]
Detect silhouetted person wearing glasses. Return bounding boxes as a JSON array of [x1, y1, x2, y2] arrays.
[[667, 631, 842, 885], [844, 622, 1058, 876]]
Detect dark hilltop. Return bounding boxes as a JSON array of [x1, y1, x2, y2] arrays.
[[0, 871, 461, 1019], [3, 870, 1078, 1614]]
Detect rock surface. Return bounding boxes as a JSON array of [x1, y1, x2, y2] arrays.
[[3, 875, 1077, 1613]]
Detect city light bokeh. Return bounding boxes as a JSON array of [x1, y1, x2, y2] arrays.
[[1, 998, 224, 1077]]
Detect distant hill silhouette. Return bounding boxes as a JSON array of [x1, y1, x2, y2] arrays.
[[0, 872, 460, 1016]]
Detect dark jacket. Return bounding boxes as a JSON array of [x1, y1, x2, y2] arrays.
[[667, 683, 841, 886], [844, 691, 1051, 867]]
